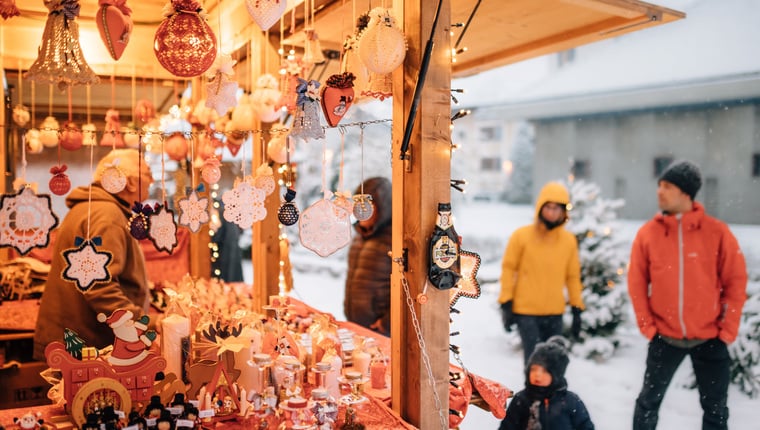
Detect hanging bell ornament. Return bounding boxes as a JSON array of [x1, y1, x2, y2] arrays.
[[278, 188, 299, 226], [352, 194, 374, 221], [49, 164, 71, 196]]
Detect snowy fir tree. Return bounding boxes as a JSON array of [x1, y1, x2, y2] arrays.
[[728, 274, 760, 397], [563, 178, 628, 361], [64, 327, 86, 360], [506, 122, 534, 204]]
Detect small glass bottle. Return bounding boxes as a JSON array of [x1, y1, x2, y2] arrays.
[[429, 202, 461, 290]]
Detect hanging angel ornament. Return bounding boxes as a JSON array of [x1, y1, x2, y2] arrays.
[[154, 0, 217, 77], [289, 78, 324, 142], [96, 0, 133, 61], [25, 0, 100, 89], [205, 53, 239, 116], [250, 74, 282, 123], [178, 189, 210, 233], [0, 186, 60, 255], [245, 0, 286, 31]]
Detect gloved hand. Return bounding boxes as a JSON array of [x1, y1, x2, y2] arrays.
[[571, 306, 583, 339], [500, 301, 515, 332]]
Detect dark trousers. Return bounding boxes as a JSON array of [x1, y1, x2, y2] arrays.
[[514, 314, 563, 364], [633, 336, 730, 430]]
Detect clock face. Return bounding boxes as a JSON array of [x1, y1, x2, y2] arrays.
[[71, 377, 132, 428], [432, 236, 458, 269]]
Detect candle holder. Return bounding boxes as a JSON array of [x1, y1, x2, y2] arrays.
[[338, 370, 368, 405]]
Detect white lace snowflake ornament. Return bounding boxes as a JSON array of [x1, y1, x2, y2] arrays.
[[298, 196, 351, 257], [0, 186, 60, 255], [149, 206, 178, 254], [101, 158, 127, 194], [205, 54, 239, 116], [254, 163, 276, 196], [62, 237, 113, 292], [222, 178, 266, 229], [177, 190, 210, 233]]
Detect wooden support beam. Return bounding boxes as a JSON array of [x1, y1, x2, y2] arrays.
[[391, 0, 452, 428]]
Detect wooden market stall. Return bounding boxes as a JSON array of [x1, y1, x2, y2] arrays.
[[1, 0, 684, 428]]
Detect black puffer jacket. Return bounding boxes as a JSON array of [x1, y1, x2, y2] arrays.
[[344, 177, 392, 335]]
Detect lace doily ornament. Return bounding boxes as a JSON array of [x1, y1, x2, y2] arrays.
[[205, 53, 239, 116], [82, 123, 98, 146], [62, 237, 113, 292], [148, 206, 178, 254], [222, 178, 266, 229], [128, 202, 156, 240], [245, 0, 286, 31], [278, 188, 299, 226], [254, 163, 275, 196], [320, 72, 355, 127], [289, 79, 325, 142], [40, 116, 60, 148], [24, 0, 100, 89], [250, 74, 282, 123], [25, 129, 44, 154], [201, 156, 222, 185], [0, 187, 60, 255], [177, 190, 210, 233], [49, 164, 72, 196], [298, 198, 351, 257], [96, 0, 133, 61], [1, 0, 20, 20], [100, 109, 124, 148], [60, 121, 83, 151], [154, 0, 217, 77], [101, 160, 127, 194], [165, 132, 189, 161], [358, 8, 407, 75], [352, 194, 374, 221], [266, 131, 293, 164], [12, 105, 30, 127]]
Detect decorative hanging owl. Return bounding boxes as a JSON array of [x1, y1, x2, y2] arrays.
[[154, 0, 217, 77]]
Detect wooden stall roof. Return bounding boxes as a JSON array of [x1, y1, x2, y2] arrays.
[[2, 0, 684, 115]]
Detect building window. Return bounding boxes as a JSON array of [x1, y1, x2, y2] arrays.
[[653, 156, 674, 178], [480, 157, 501, 172], [571, 159, 590, 179], [557, 49, 576, 67], [477, 126, 502, 142], [753, 153, 760, 177]]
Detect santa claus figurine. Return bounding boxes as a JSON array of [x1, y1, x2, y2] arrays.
[[97, 309, 157, 371]]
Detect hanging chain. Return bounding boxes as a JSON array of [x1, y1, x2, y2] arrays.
[[394, 259, 449, 430]]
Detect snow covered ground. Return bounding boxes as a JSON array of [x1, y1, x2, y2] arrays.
[[245, 202, 760, 429]]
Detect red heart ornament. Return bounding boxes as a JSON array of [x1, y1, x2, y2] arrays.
[[320, 72, 356, 127], [96, 1, 133, 61]]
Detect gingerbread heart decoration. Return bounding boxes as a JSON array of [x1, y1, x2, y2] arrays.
[[320, 72, 356, 127], [245, 0, 286, 31], [96, 0, 133, 61]]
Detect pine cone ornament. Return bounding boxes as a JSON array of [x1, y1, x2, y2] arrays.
[[278, 188, 299, 226], [49, 164, 71, 196]]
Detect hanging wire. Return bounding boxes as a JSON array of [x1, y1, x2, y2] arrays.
[[338, 126, 346, 191], [86, 136, 94, 240], [359, 123, 365, 195]]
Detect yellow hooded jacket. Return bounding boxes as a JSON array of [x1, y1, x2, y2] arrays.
[[498, 182, 584, 315]]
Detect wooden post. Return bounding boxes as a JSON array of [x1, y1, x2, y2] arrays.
[[391, 0, 452, 428]]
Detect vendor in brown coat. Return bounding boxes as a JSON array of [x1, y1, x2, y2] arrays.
[[33, 149, 154, 360], [344, 177, 392, 336]]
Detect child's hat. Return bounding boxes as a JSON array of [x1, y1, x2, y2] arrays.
[[528, 335, 570, 381]]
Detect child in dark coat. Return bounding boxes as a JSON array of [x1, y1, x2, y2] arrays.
[[499, 336, 594, 430]]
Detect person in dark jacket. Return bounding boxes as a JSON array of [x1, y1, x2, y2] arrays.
[[499, 336, 594, 430], [344, 177, 392, 336]]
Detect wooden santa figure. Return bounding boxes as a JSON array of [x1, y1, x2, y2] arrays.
[[97, 309, 156, 371]]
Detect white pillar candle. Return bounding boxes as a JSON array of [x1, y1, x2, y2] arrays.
[[234, 328, 256, 391], [352, 349, 371, 378], [239, 388, 248, 416], [323, 348, 342, 400], [161, 314, 191, 381], [198, 386, 207, 409]]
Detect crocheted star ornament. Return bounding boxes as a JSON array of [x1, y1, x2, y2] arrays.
[[0, 186, 60, 255], [177, 190, 210, 233], [148, 205, 178, 254], [62, 236, 113, 292]]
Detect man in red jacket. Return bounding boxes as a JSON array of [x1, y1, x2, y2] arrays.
[[628, 160, 747, 430]]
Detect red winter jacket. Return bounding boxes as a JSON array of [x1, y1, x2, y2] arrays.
[[628, 202, 747, 344]]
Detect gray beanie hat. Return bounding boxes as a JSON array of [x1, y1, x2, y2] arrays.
[[659, 160, 702, 200]]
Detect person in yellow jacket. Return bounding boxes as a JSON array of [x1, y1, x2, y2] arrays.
[[498, 181, 585, 363]]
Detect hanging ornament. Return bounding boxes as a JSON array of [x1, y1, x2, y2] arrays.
[[24, 0, 100, 89], [362, 72, 393, 101], [165, 132, 189, 161], [357, 8, 407, 75], [62, 237, 113, 292], [154, 0, 217, 77], [122, 124, 140, 148], [231, 94, 256, 132], [40, 116, 60, 148], [49, 164, 71, 196], [205, 53, 239, 116], [225, 124, 246, 156], [320, 72, 355, 127], [352, 194, 374, 221], [341, 13, 371, 103], [201, 156, 222, 185], [178, 189, 210, 233], [303, 28, 326, 65], [100, 109, 125, 147], [60, 121, 83, 151], [245, 0, 285, 31], [266, 130, 293, 164], [134, 99, 156, 125], [222, 178, 266, 229], [333, 190, 354, 217], [12, 105, 30, 127], [96, 0, 133, 61], [82, 124, 98, 146], [278, 188, 299, 226], [254, 163, 275, 196], [100, 159, 127, 194], [128, 202, 156, 240], [289, 78, 324, 142], [250, 74, 282, 123], [148, 205, 178, 254], [1, 0, 20, 20], [449, 249, 482, 308], [0, 186, 60, 255], [299, 196, 351, 257], [25, 129, 44, 154]]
